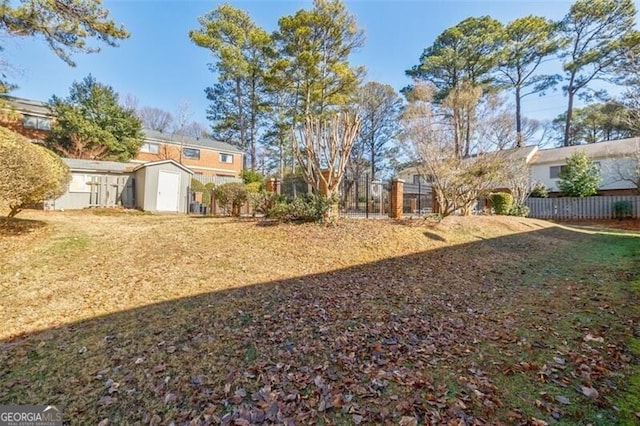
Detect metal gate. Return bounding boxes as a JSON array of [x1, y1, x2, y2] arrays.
[[339, 173, 390, 219]]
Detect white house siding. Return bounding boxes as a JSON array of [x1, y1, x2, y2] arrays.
[[530, 156, 638, 193]]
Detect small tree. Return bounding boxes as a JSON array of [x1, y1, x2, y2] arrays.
[[401, 82, 506, 217], [0, 127, 70, 218], [294, 112, 361, 205], [558, 151, 601, 197], [213, 182, 248, 216], [241, 169, 264, 185], [529, 181, 549, 198]]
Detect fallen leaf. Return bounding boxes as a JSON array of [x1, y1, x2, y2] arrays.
[[164, 392, 177, 404], [99, 396, 116, 406], [580, 386, 599, 399], [584, 334, 604, 343], [399, 416, 418, 426]]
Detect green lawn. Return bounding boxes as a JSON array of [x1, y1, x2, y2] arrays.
[[0, 211, 638, 424]]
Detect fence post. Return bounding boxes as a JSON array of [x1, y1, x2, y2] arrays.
[[431, 191, 441, 214], [266, 178, 275, 193], [365, 173, 369, 219], [389, 179, 404, 219]]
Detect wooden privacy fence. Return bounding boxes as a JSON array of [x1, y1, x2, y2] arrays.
[[526, 195, 640, 220], [88, 175, 135, 208], [192, 175, 242, 185]]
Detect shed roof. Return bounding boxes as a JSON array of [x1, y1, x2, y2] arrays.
[[532, 138, 640, 164], [144, 129, 243, 154], [62, 158, 136, 173], [133, 159, 194, 174]]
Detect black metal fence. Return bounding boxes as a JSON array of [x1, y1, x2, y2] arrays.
[[403, 182, 432, 215], [339, 173, 390, 218]]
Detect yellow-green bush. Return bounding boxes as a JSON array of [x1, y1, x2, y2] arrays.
[[489, 192, 514, 215], [0, 126, 71, 217]]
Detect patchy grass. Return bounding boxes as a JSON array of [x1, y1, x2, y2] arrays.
[[0, 211, 638, 425]]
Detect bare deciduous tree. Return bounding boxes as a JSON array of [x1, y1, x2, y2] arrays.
[[138, 106, 174, 132], [606, 140, 640, 193], [294, 113, 361, 202], [402, 82, 506, 216]]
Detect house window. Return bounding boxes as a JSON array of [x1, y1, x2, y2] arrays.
[[549, 165, 567, 179], [412, 174, 433, 184], [140, 142, 160, 154], [23, 115, 52, 130], [183, 148, 200, 159], [220, 153, 234, 164]]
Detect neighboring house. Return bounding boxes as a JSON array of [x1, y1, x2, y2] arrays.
[[0, 95, 244, 179], [398, 139, 639, 202], [52, 158, 193, 213], [397, 164, 434, 214], [0, 95, 52, 142], [135, 129, 243, 178], [530, 138, 640, 196]]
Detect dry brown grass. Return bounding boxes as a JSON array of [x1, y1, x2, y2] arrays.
[[0, 210, 638, 425], [0, 211, 548, 340]]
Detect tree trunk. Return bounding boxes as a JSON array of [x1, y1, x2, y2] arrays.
[[236, 79, 246, 169], [8, 206, 21, 218], [249, 77, 257, 171], [453, 108, 461, 159], [370, 134, 376, 179], [563, 73, 577, 147], [464, 106, 472, 158], [515, 85, 523, 147]]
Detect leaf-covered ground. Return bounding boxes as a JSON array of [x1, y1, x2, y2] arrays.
[[0, 211, 639, 425]]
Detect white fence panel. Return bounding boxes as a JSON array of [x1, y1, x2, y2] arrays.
[[525, 196, 640, 219], [192, 175, 242, 186]]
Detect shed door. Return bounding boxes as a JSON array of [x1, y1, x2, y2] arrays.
[[157, 171, 180, 212]]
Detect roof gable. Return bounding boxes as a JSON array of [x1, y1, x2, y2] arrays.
[[132, 159, 194, 174]]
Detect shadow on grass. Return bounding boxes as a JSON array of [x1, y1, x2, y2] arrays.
[[423, 231, 447, 242], [0, 226, 638, 424], [0, 217, 47, 236]]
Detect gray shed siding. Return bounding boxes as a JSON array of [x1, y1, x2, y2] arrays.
[[135, 162, 191, 213], [52, 173, 134, 210], [135, 169, 147, 211]]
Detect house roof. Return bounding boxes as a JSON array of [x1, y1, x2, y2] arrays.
[[1, 95, 51, 117], [132, 159, 194, 174], [502, 145, 539, 163], [144, 129, 243, 154], [398, 144, 539, 176], [532, 138, 640, 164], [62, 158, 136, 173]]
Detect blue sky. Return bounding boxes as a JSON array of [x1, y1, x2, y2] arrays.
[[3, 0, 626, 126]]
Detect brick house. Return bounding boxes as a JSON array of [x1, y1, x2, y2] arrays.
[[0, 95, 244, 179], [0, 96, 52, 142], [135, 129, 243, 178]]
